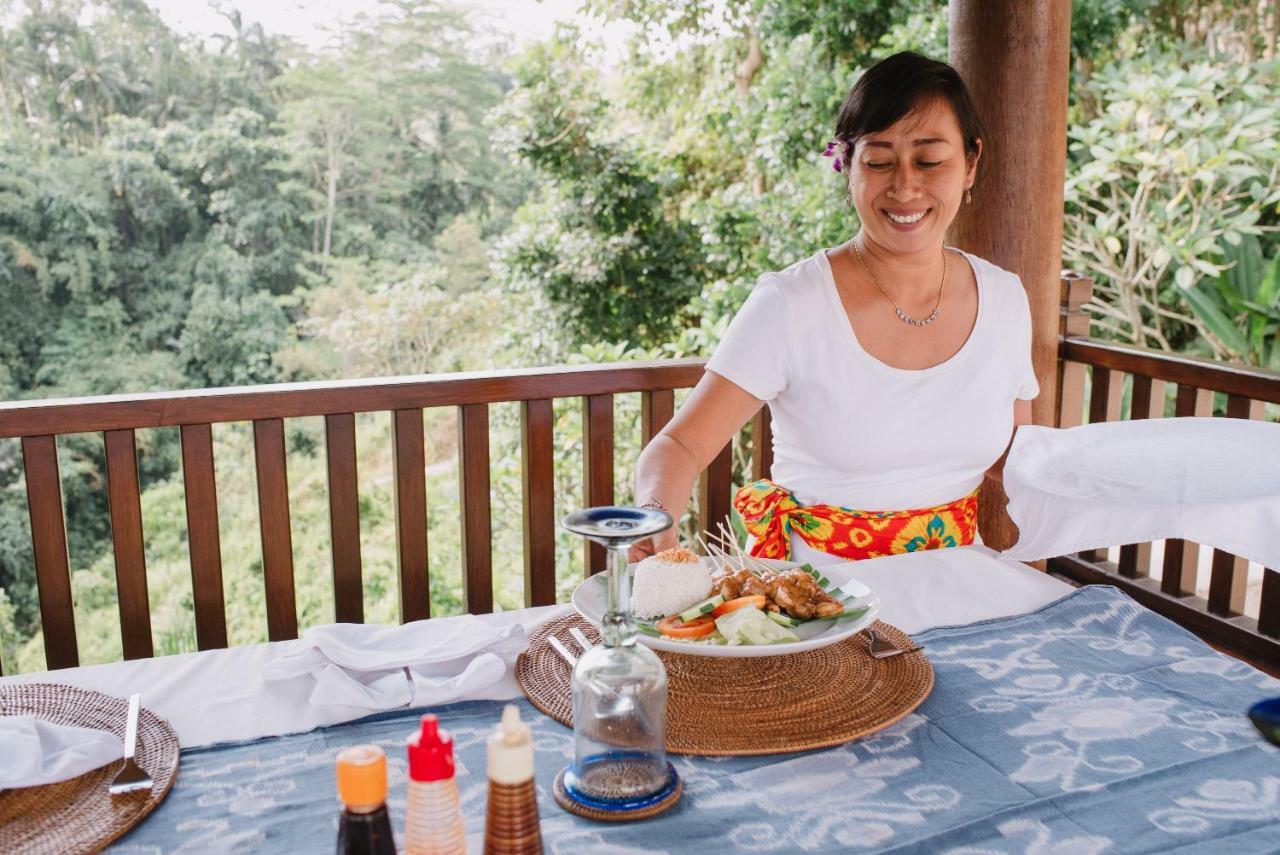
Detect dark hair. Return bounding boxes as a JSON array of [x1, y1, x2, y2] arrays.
[[833, 52, 984, 171]]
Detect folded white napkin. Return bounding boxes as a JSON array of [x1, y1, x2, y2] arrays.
[[0, 715, 123, 789], [1001, 418, 1280, 568], [261, 615, 528, 710]]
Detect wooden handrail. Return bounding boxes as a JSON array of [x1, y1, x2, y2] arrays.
[[0, 360, 707, 438], [1061, 338, 1280, 404]]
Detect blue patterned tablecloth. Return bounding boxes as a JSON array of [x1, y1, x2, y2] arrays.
[[109, 586, 1280, 853]]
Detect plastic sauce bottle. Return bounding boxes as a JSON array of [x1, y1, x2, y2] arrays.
[[484, 705, 543, 855], [335, 744, 397, 855], [405, 714, 467, 855]]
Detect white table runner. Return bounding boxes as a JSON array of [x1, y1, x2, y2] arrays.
[[0, 546, 1071, 748]]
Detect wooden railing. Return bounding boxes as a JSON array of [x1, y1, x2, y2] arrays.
[[0, 361, 779, 672], [1053, 274, 1280, 668], [4, 284, 1278, 673]]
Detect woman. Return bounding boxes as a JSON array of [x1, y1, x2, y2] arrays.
[[631, 51, 1038, 565]]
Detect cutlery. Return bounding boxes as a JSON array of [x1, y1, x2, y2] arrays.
[[547, 636, 577, 668], [109, 694, 153, 795], [863, 628, 922, 660], [568, 626, 594, 652]]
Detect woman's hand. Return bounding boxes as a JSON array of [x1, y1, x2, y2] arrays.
[[628, 529, 680, 563]]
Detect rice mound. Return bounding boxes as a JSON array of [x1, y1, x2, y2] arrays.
[[631, 547, 713, 619]]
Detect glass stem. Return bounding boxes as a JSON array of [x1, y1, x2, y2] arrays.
[[602, 544, 636, 647]]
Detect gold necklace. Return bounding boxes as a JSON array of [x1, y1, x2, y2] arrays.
[[850, 239, 947, 327]]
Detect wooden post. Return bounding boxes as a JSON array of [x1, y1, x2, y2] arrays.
[[949, 0, 1072, 429], [1056, 273, 1092, 428]]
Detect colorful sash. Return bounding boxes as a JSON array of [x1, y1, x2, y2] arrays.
[[733, 479, 979, 562]]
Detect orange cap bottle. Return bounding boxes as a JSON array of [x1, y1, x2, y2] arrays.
[[336, 745, 396, 855]]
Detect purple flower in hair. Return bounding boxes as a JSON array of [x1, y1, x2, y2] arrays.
[[822, 139, 846, 173]]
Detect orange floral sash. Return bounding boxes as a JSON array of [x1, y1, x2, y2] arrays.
[[733, 479, 979, 562]]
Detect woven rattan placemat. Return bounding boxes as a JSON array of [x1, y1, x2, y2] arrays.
[[0, 683, 180, 854], [517, 613, 933, 756]]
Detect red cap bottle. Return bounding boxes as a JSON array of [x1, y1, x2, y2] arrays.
[[407, 714, 456, 782]]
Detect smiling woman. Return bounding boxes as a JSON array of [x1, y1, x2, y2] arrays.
[[632, 51, 1038, 567]]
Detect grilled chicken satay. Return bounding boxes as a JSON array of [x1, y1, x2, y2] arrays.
[[710, 565, 770, 601], [765, 569, 845, 620]]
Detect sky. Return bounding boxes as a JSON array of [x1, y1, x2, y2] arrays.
[[146, 0, 626, 54]]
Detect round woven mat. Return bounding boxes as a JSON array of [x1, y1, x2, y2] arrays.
[[0, 683, 180, 855], [517, 614, 933, 756]]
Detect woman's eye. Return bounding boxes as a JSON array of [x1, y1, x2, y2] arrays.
[[917, 161, 942, 169], [864, 162, 893, 171]]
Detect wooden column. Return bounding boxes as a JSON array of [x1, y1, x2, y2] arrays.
[[949, 0, 1072, 429]]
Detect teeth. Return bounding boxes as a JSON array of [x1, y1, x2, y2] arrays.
[[886, 210, 926, 224]]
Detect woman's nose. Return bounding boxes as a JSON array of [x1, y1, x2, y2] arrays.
[[890, 167, 923, 201]]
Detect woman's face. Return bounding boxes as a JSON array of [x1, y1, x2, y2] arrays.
[[847, 97, 980, 256]]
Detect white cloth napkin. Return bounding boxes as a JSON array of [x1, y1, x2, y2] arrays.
[[0, 715, 123, 789], [261, 615, 528, 710], [1000, 417, 1280, 568]]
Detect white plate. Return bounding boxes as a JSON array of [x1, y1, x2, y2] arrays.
[[570, 557, 879, 658]]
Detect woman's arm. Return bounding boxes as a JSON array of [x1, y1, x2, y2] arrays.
[[629, 371, 764, 561], [985, 397, 1034, 484], [976, 397, 1035, 550]]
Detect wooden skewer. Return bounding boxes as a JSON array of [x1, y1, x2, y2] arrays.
[[715, 520, 774, 576], [695, 532, 730, 566]]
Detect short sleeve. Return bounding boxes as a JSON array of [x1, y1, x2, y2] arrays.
[[705, 278, 789, 402], [1013, 279, 1040, 401]]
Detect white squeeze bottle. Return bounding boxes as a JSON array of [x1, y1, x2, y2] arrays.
[[404, 714, 467, 855]]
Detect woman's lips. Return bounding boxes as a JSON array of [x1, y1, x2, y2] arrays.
[[881, 207, 931, 230]]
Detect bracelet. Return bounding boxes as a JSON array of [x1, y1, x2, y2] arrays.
[[639, 497, 668, 514]]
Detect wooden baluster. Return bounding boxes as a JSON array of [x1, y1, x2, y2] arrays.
[[698, 443, 734, 547], [180, 424, 227, 650], [640, 389, 674, 448], [459, 404, 493, 614], [1259, 568, 1280, 638], [582, 394, 614, 575], [325, 413, 363, 624], [1117, 375, 1166, 578], [21, 435, 78, 670], [1207, 395, 1261, 617], [253, 419, 298, 641], [393, 409, 430, 622], [1055, 273, 1092, 428], [104, 429, 153, 660], [1078, 365, 1120, 563], [751, 407, 773, 482], [1160, 384, 1213, 597], [521, 399, 556, 607]]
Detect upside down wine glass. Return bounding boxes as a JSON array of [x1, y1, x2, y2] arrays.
[[559, 506, 679, 812]]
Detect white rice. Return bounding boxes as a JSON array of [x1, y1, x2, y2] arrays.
[[631, 548, 714, 619]]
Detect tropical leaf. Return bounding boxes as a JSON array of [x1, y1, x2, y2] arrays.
[[1181, 283, 1251, 356]]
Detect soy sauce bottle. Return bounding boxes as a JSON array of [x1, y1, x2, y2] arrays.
[[336, 744, 397, 855]]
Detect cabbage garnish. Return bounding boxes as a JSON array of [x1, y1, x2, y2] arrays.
[[715, 606, 799, 645]]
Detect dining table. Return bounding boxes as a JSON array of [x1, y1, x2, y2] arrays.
[[3, 544, 1278, 853]]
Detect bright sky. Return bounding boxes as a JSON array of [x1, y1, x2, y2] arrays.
[[147, 0, 623, 53]]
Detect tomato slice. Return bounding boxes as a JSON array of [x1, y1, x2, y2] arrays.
[[656, 613, 717, 639], [711, 595, 766, 618]]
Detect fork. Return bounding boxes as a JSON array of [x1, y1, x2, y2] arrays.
[[863, 628, 923, 660], [109, 694, 153, 795]]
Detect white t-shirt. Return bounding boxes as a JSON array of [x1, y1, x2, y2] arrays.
[[707, 247, 1039, 517]]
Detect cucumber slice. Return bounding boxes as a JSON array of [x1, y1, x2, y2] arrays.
[[766, 610, 800, 628], [677, 594, 725, 623]]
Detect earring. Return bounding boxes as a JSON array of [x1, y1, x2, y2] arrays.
[[965, 188, 973, 205]]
